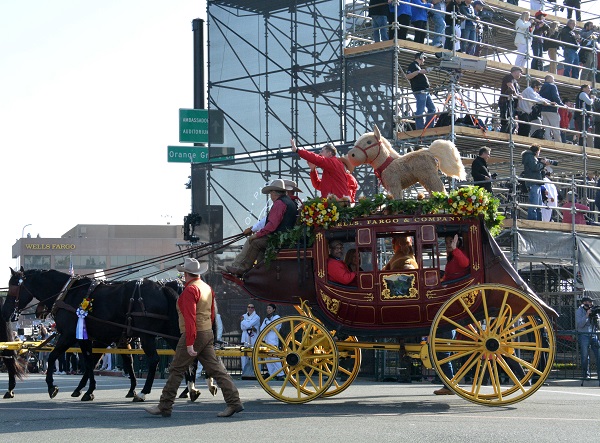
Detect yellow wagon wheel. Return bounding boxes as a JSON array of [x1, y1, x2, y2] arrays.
[[320, 335, 361, 397], [252, 316, 338, 404], [429, 284, 555, 406]]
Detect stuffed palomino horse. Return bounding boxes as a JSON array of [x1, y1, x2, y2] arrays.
[[346, 126, 465, 197]]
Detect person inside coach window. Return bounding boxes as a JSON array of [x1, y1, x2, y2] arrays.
[[327, 240, 357, 286], [441, 234, 469, 282], [383, 235, 418, 271]]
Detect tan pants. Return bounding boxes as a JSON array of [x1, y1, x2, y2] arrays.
[[548, 48, 557, 74], [158, 330, 241, 413], [231, 235, 268, 271]]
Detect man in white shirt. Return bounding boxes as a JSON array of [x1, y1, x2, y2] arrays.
[[517, 79, 552, 137], [541, 168, 558, 222]]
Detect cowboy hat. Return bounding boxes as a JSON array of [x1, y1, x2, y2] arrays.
[[283, 179, 303, 193], [261, 178, 287, 194], [176, 257, 208, 275]]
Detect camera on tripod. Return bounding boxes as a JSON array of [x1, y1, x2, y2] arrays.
[[433, 52, 487, 73], [589, 305, 600, 329]]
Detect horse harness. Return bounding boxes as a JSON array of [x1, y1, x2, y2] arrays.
[[352, 139, 393, 182], [13, 274, 179, 341]]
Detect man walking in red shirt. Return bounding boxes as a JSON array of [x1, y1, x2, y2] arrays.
[[145, 258, 243, 418]]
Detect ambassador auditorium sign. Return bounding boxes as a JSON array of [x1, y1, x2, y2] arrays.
[[24, 244, 76, 250]]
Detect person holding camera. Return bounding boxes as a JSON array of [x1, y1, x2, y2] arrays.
[[522, 144, 552, 221], [575, 297, 600, 383], [471, 147, 494, 193], [579, 22, 598, 82], [575, 84, 595, 147]]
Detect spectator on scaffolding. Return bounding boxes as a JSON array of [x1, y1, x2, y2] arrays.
[[559, 19, 581, 79], [530, 0, 544, 11], [521, 144, 551, 221], [459, 0, 479, 54], [531, 11, 550, 71], [471, 147, 494, 193], [539, 75, 564, 142], [411, 0, 433, 45], [561, 191, 589, 225], [579, 22, 599, 82], [541, 168, 559, 222], [430, 0, 446, 48], [544, 21, 561, 75], [443, 0, 463, 51], [575, 84, 596, 147], [389, 0, 412, 41], [369, 0, 390, 43], [514, 11, 532, 68], [563, 0, 581, 23], [517, 79, 552, 137], [558, 99, 575, 143], [498, 66, 522, 134], [472, 0, 485, 56], [406, 52, 436, 130]]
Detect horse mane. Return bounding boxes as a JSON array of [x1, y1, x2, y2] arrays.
[[378, 134, 401, 160]]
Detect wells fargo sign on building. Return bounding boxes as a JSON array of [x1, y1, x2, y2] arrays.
[[24, 244, 76, 250]]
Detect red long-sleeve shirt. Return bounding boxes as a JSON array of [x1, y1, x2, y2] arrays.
[[327, 257, 357, 285], [178, 278, 201, 346], [442, 248, 470, 281], [310, 169, 358, 202], [255, 197, 286, 238], [298, 149, 350, 200]]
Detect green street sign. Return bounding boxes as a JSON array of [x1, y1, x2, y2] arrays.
[[179, 109, 224, 144], [167, 146, 234, 163]]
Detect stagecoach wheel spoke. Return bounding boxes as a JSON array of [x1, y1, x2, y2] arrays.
[[429, 284, 555, 406], [321, 336, 361, 398], [252, 316, 338, 404]]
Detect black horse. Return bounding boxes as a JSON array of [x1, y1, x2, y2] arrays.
[[3, 267, 191, 402], [0, 297, 27, 398]]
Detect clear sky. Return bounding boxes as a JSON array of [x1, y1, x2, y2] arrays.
[[0, 1, 206, 276]]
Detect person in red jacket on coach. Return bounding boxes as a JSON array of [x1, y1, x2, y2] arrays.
[[327, 240, 357, 285], [441, 234, 470, 282], [291, 139, 353, 201]]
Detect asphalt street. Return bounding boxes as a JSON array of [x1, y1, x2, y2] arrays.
[[0, 373, 598, 442]]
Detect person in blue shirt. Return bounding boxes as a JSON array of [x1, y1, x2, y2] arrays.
[[389, 0, 412, 40], [410, 0, 433, 44], [575, 297, 600, 383], [459, 0, 480, 54]]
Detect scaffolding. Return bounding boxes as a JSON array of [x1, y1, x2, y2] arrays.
[[205, 0, 600, 335]]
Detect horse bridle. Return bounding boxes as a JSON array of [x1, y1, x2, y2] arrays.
[[7, 274, 26, 321], [352, 139, 382, 164]]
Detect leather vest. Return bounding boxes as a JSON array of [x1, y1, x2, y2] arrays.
[[272, 194, 298, 234], [176, 279, 213, 333]]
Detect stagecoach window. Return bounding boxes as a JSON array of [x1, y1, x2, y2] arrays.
[[23, 255, 50, 270], [421, 244, 438, 269]]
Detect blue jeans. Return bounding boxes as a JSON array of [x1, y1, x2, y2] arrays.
[[578, 332, 600, 378], [528, 184, 542, 221], [461, 25, 476, 55], [371, 15, 389, 43], [563, 47, 580, 79], [414, 91, 436, 130], [431, 11, 445, 47]]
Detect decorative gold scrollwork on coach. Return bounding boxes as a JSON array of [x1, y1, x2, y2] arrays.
[[472, 262, 480, 271], [381, 273, 418, 300], [460, 290, 478, 307], [364, 293, 374, 302], [320, 290, 340, 314]]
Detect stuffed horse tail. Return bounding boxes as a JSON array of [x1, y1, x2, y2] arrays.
[[428, 139, 466, 180]]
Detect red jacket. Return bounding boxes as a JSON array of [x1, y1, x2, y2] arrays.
[[327, 257, 356, 285], [298, 149, 350, 199], [311, 169, 358, 202], [442, 248, 470, 281]]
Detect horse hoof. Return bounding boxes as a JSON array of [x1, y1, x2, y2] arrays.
[[125, 391, 136, 398], [49, 387, 59, 399], [132, 395, 145, 402], [179, 388, 189, 399], [189, 389, 201, 402], [208, 385, 218, 397], [3, 391, 14, 399], [81, 393, 94, 401], [71, 390, 81, 398]]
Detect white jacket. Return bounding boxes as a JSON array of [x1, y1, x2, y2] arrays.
[[514, 19, 531, 46]]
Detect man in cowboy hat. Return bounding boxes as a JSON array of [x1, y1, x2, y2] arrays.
[[145, 257, 243, 418], [227, 179, 298, 276]]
